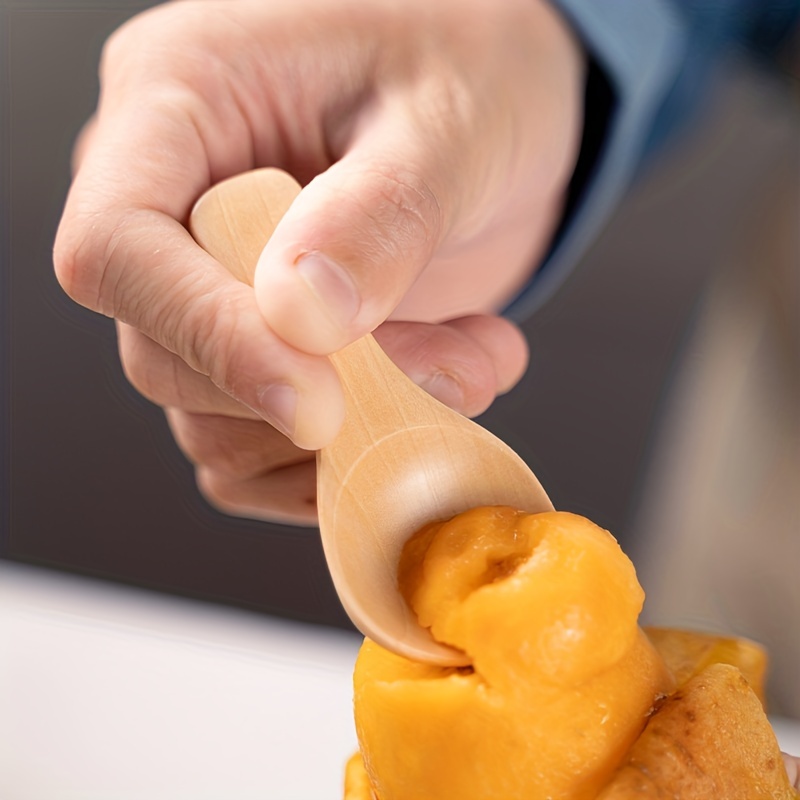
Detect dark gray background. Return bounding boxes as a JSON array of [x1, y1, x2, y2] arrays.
[[2, 0, 796, 631]]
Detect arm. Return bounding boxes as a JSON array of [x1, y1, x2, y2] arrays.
[[507, 0, 800, 319]]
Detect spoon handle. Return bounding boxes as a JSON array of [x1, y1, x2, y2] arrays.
[[189, 166, 300, 286], [328, 334, 449, 444], [189, 166, 433, 441]]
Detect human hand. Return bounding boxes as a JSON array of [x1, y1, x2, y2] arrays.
[[54, 0, 583, 523]]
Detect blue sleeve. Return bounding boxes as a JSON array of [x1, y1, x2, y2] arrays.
[[503, 0, 800, 321]]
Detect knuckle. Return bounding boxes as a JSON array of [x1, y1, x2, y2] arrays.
[[100, 1, 230, 87], [117, 329, 164, 404], [197, 463, 318, 524], [52, 226, 84, 304], [98, 7, 170, 80], [172, 413, 273, 479], [99, 19, 134, 74], [195, 469, 240, 515], [181, 292, 262, 400], [190, 298, 240, 385], [171, 414, 227, 471], [363, 165, 444, 263], [53, 210, 127, 314], [410, 324, 496, 415], [100, 3, 186, 69], [448, 352, 496, 416]]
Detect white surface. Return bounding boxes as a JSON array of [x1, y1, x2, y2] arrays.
[[1, 562, 798, 800], [774, 717, 800, 756], [0, 562, 361, 800]]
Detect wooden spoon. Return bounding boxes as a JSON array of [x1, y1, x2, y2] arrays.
[[190, 168, 552, 666]]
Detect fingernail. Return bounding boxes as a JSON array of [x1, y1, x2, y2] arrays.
[[256, 383, 297, 438], [295, 252, 361, 332], [418, 372, 465, 413]]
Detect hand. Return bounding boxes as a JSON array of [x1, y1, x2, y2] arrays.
[[54, 0, 583, 523]]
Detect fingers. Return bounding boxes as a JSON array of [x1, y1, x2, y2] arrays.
[[56, 205, 344, 450], [166, 409, 308, 479], [442, 316, 530, 395], [124, 310, 529, 428], [53, 7, 345, 451], [155, 312, 527, 526], [117, 323, 259, 419], [198, 462, 318, 526], [375, 316, 529, 418], [166, 409, 317, 525], [56, 0, 566, 462]]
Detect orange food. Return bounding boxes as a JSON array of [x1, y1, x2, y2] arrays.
[[353, 508, 673, 800], [344, 507, 795, 800], [343, 752, 374, 800], [643, 626, 767, 703]]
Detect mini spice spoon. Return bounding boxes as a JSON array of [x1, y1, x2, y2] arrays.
[[190, 168, 553, 666]]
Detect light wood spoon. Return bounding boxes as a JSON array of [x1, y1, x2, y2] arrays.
[[190, 168, 552, 666]]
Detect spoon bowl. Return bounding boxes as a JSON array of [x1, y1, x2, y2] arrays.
[[190, 168, 552, 665]]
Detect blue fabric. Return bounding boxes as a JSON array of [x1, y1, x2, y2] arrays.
[[645, 0, 800, 154], [504, 0, 800, 321]]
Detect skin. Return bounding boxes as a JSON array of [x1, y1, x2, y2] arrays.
[[54, 0, 584, 523]]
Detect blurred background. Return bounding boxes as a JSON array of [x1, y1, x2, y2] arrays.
[[1, 0, 798, 712]]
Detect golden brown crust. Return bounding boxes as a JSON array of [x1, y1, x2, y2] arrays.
[[596, 664, 798, 800]]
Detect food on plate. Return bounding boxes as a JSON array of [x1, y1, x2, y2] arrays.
[[643, 626, 767, 704], [351, 508, 672, 799], [597, 663, 794, 799], [343, 507, 796, 799]]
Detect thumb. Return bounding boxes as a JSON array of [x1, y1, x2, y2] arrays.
[[254, 106, 462, 355]]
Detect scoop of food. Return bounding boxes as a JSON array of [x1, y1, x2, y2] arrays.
[[344, 508, 799, 799]]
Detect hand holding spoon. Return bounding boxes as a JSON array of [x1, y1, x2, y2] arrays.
[[190, 168, 552, 666]]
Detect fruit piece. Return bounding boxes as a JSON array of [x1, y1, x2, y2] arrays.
[[644, 626, 767, 702], [344, 626, 791, 800], [344, 753, 373, 800], [343, 508, 792, 800], [352, 508, 674, 800], [596, 663, 798, 799]]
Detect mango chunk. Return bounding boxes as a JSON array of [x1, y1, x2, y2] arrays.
[[352, 509, 673, 800], [644, 626, 768, 703], [596, 663, 797, 799], [344, 753, 373, 800]]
